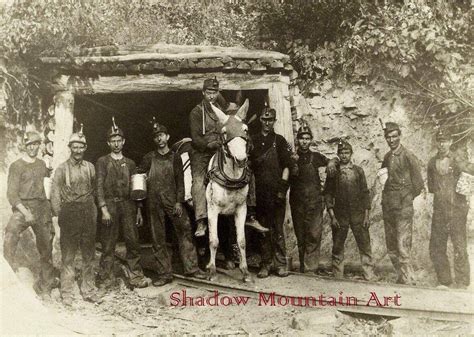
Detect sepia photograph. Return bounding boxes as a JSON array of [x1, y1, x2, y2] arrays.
[[0, 0, 473, 335]]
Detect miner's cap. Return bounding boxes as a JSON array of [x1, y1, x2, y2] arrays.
[[203, 77, 219, 91], [23, 131, 42, 146]]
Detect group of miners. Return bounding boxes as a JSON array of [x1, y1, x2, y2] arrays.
[[4, 77, 473, 307]]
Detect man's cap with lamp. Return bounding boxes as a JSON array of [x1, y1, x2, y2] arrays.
[[337, 139, 353, 153], [69, 123, 87, 145], [107, 116, 124, 139], [151, 117, 168, 135], [203, 77, 219, 91], [296, 121, 312, 138], [435, 128, 451, 142], [23, 131, 42, 146], [260, 104, 276, 120]]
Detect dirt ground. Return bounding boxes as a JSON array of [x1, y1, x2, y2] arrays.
[[3, 248, 473, 336]]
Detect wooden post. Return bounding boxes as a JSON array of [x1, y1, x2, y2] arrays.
[[268, 81, 294, 149], [267, 81, 297, 259], [52, 91, 74, 169]]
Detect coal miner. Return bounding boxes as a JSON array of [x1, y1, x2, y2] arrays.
[[189, 78, 265, 237], [381, 122, 424, 284], [4, 131, 55, 299], [324, 140, 375, 281], [189, 77, 223, 237], [427, 129, 474, 288], [138, 122, 207, 286], [96, 119, 148, 290], [289, 125, 337, 274], [51, 128, 102, 306], [250, 106, 293, 278]]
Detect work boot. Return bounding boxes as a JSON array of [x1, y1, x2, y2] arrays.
[[39, 292, 52, 302], [130, 277, 149, 289], [275, 266, 289, 277], [195, 219, 207, 237], [186, 269, 207, 280], [62, 296, 73, 307], [245, 216, 269, 233], [224, 260, 236, 270], [83, 293, 104, 304], [153, 276, 173, 287], [257, 265, 270, 279]]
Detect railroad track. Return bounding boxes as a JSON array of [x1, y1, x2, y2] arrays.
[[172, 267, 474, 323], [106, 244, 473, 322]]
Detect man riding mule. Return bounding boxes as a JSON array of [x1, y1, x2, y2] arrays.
[[189, 78, 267, 238], [206, 99, 253, 282]]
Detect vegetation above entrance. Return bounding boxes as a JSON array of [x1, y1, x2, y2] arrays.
[[0, 0, 472, 154]]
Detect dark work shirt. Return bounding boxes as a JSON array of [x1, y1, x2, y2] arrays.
[[427, 150, 474, 210], [250, 131, 292, 170], [324, 163, 371, 214], [51, 158, 96, 215], [382, 145, 424, 197], [96, 154, 136, 207], [189, 100, 225, 153], [138, 150, 185, 203], [7, 158, 49, 208]]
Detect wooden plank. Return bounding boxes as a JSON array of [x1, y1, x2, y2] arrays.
[[51, 90, 74, 169], [55, 73, 290, 94], [40, 50, 289, 65]]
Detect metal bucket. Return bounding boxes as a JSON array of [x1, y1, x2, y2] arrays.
[[456, 172, 473, 196], [376, 167, 388, 187], [131, 173, 147, 200]]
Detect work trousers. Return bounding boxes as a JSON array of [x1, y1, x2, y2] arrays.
[[331, 213, 374, 280], [256, 193, 286, 269], [382, 189, 414, 284], [429, 205, 470, 286], [290, 197, 324, 273], [99, 199, 144, 286], [4, 199, 55, 293], [148, 195, 199, 278], [190, 151, 213, 222], [59, 200, 97, 299]]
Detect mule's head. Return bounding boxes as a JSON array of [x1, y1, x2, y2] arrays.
[[210, 99, 249, 167]]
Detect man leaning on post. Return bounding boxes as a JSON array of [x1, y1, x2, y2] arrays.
[[51, 127, 103, 307]]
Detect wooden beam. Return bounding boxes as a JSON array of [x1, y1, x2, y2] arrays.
[[40, 49, 289, 65], [268, 82, 294, 148], [55, 73, 290, 94], [51, 91, 74, 169]]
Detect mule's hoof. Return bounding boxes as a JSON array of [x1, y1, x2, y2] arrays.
[[224, 260, 236, 270], [208, 274, 217, 282]]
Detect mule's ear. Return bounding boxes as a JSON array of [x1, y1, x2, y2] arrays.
[[236, 98, 249, 121], [210, 102, 229, 124]]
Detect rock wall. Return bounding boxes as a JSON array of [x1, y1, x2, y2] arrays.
[[285, 78, 473, 282]]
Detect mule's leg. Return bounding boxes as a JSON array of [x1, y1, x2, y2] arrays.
[[235, 204, 251, 283], [207, 205, 219, 281]]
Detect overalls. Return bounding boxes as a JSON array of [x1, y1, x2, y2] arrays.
[[147, 153, 199, 278], [290, 152, 324, 273], [428, 156, 470, 286]]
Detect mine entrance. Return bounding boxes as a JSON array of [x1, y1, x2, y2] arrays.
[[74, 89, 267, 269], [74, 90, 267, 165]]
